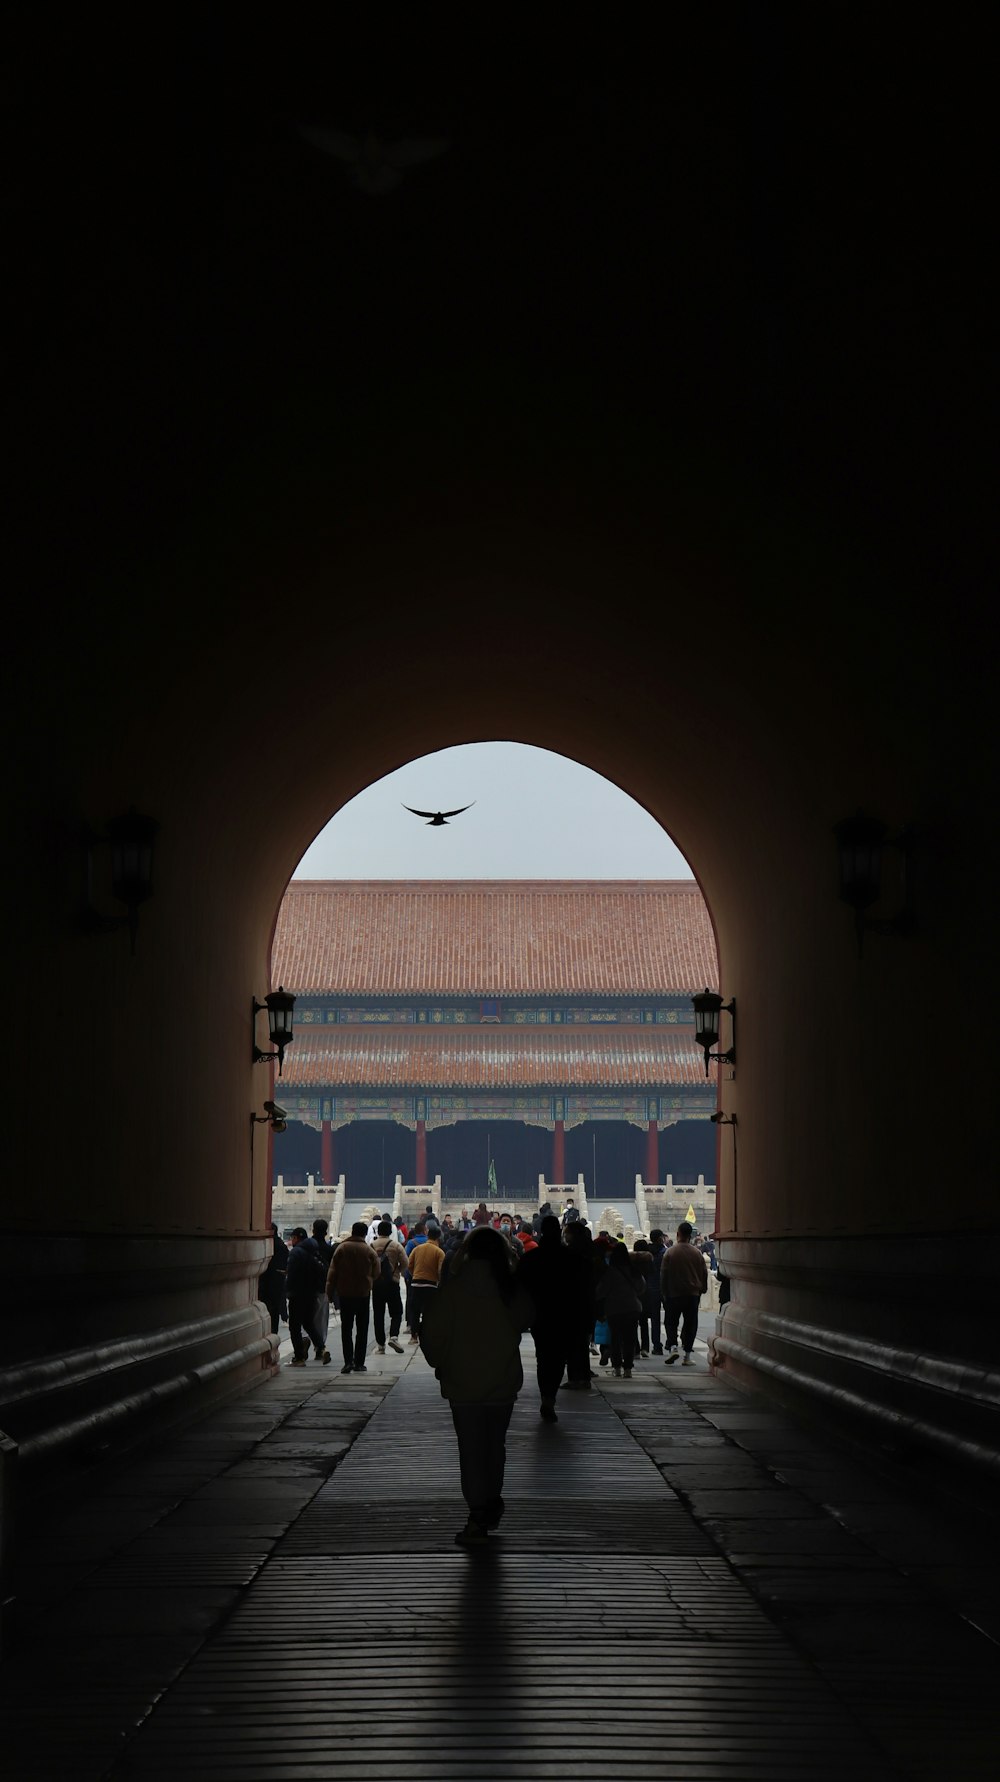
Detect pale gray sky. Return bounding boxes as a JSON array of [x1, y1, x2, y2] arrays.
[[293, 743, 694, 879]]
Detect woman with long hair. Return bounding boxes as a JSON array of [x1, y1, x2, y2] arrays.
[[420, 1226, 533, 1547]]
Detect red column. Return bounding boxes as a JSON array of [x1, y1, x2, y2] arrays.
[[415, 1119, 427, 1186], [645, 1119, 659, 1188], [321, 1118, 334, 1185], [552, 1119, 565, 1185]]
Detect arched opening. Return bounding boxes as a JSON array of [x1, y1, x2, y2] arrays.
[[267, 741, 718, 1242]]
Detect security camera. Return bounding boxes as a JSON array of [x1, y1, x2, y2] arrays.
[[252, 1101, 289, 1132]]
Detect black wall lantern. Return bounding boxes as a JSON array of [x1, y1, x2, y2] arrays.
[[81, 806, 158, 954], [835, 809, 913, 954], [692, 989, 736, 1076], [252, 987, 296, 1075]]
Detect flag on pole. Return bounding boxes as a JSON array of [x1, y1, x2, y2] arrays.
[[685, 1204, 697, 1224], [487, 1158, 498, 1197]]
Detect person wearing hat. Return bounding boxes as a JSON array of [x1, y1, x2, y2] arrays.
[[326, 1221, 380, 1374]]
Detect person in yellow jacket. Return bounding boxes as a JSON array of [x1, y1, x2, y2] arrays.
[[406, 1222, 446, 1343]]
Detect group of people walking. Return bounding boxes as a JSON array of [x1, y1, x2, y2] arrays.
[[260, 1212, 455, 1373], [261, 1210, 711, 1548]]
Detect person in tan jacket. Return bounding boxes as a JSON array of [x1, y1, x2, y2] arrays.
[[661, 1221, 709, 1367], [327, 1222, 379, 1374]]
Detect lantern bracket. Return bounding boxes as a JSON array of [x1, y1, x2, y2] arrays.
[[251, 1000, 274, 1065]]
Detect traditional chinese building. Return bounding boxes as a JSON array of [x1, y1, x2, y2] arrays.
[[270, 880, 719, 1202]]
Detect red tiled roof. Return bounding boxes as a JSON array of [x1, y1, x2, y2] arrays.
[[272, 881, 717, 996], [280, 1026, 707, 1090]]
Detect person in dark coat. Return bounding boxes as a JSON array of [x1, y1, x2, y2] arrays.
[[630, 1240, 657, 1357], [301, 1217, 334, 1363], [285, 1227, 323, 1366], [420, 1227, 533, 1547], [562, 1220, 598, 1377], [647, 1230, 668, 1353], [596, 1243, 643, 1378], [259, 1222, 288, 1335], [520, 1216, 593, 1419]]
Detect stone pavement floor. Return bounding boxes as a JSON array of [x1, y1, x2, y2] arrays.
[[1, 1334, 998, 1779]]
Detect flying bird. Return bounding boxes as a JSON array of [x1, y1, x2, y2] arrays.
[[296, 126, 450, 195], [403, 803, 475, 826]]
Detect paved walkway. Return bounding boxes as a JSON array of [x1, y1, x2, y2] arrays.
[[2, 1341, 999, 1779]]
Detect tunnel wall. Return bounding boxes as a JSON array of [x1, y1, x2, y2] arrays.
[[3, 431, 994, 1475]]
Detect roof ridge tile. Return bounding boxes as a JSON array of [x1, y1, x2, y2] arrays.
[[273, 882, 718, 998]]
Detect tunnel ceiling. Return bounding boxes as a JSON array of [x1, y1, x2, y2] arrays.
[[7, 11, 987, 611]]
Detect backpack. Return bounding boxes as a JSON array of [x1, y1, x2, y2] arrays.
[[378, 1244, 394, 1286], [306, 1237, 330, 1291]]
